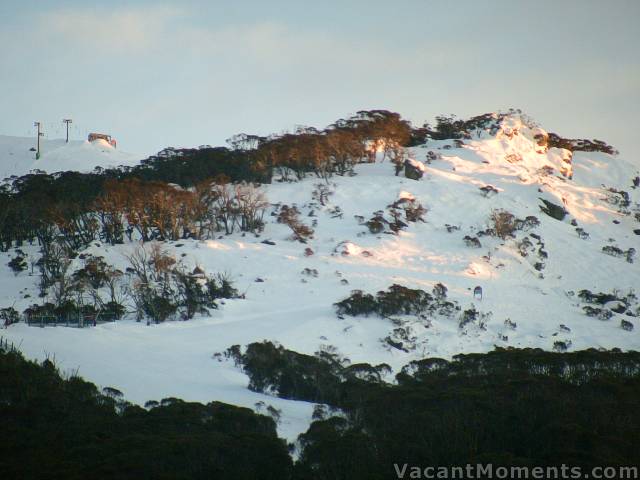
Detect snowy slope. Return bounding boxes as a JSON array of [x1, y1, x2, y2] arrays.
[[1, 113, 639, 443], [0, 135, 141, 180]]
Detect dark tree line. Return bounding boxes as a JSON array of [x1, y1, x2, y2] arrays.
[[0, 170, 269, 252], [0, 109, 416, 252], [229, 110, 412, 180], [0, 342, 292, 480], [229, 343, 640, 479], [547, 133, 619, 155], [2, 339, 639, 479], [0, 108, 617, 252]]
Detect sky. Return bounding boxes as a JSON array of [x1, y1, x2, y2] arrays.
[[0, 0, 639, 162]]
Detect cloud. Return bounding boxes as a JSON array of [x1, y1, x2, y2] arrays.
[[26, 2, 462, 88], [41, 5, 184, 53]]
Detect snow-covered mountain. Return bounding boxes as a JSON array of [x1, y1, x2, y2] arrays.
[[1, 113, 639, 442], [0, 135, 141, 180]]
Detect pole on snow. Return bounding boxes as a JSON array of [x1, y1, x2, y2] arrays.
[[63, 118, 72, 143], [34, 121, 43, 159]]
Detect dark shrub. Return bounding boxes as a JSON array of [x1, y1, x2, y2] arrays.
[[576, 227, 589, 239], [277, 205, 314, 243], [432, 283, 448, 300], [376, 285, 432, 317], [578, 290, 618, 305], [336, 283, 462, 321], [365, 212, 386, 234], [479, 185, 498, 197], [0, 307, 20, 327], [463, 235, 482, 248], [335, 290, 378, 316], [7, 255, 27, 274], [490, 209, 518, 239], [73, 255, 111, 289], [143, 294, 178, 323], [553, 340, 571, 352], [621, 320, 634, 331]]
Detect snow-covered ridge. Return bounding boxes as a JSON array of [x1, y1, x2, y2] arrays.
[[0, 135, 141, 180], [1, 112, 638, 442]]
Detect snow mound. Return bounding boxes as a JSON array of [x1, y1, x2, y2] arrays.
[[333, 241, 371, 257], [0, 135, 141, 180], [398, 190, 416, 201], [89, 138, 114, 149]]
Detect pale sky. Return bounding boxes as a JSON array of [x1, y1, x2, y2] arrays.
[[1, 0, 638, 162]]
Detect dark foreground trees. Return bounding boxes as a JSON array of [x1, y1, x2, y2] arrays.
[[229, 343, 640, 479], [0, 343, 291, 480], [2, 342, 639, 479]]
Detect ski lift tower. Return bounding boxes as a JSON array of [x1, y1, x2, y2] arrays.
[[34, 121, 44, 159], [63, 118, 72, 143]]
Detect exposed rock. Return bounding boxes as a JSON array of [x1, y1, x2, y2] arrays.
[[404, 158, 425, 180], [539, 198, 567, 221]]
